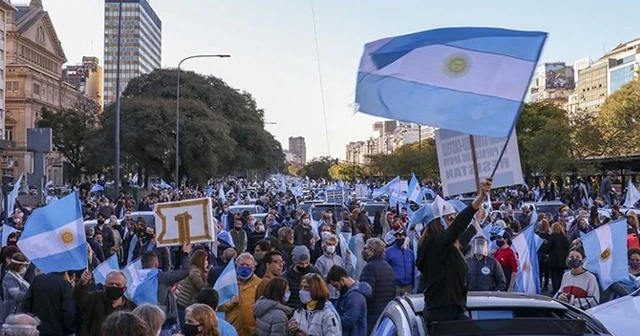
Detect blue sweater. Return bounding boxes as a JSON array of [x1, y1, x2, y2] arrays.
[[336, 282, 372, 336], [385, 244, 415, 287]]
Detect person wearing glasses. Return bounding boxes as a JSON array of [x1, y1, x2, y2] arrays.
[[417, 178, 492, 324]]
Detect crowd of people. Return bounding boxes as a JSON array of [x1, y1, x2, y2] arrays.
[[0, 172, 637, 335]]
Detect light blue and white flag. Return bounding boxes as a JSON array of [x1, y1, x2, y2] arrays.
[[389, 189, 407, 207], [339, 232, 357, 276], [7, 173, 23, 216], [356, 27, 547, 137], [206, 186, 214, 198], [582, 219, 628, 289], [1, 225, 18, 248], [218, 185, 227, 203], [217, 230, 235, 248], [122, 258, 143, 287], [89, 184, 104, 193], [214, 260, 239, 305], [159, 179, 171, 189], [624, 181, 640, 208], [92, 254, 120, 285], [372, 176, 400, 198], [126, 268, 160, 305], [512, 225, 543, 294], [17, 191, 87, 273], [407, 173, 424, 204]]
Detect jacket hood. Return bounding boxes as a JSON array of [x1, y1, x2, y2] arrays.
[[347, 281, 373, 298], [253, 297, 293, 318]]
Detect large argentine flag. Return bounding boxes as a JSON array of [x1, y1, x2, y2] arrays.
[[372, 176, 400, 198], [407, 173, 424, 204], [582, 219, 628, 289], [356, 27, 547, 138], [92, 254, 120, 285], [214, 260, 239, 305], [123, 258, 142, 286], [17, 191, 87, 273], [7, 173, 23, 216], [512, 225, 543, 294]]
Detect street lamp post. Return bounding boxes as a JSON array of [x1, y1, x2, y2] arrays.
[[175, 54, 230, 186]]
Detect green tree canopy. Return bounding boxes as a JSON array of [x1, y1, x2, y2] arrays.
[[36, 97, 104, 182], [299, 156, 338, 180], [597, 79, 640, 157], [97, 68, 285, 184], [368, 139, 439, 179], [328, 162, 364, 180]]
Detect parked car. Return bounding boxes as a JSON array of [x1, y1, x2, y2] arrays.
[[588, 287, 640, 336], [228, 205, 265, 215], [361, 202, 386, 223], [309, 203, 349, 222], [371, 292, 612, 336]]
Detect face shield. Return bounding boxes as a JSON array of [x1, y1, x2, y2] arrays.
[[472, 238, 489, 257]]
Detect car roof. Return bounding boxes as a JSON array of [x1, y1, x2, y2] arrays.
[[404, 292, 568, 314]]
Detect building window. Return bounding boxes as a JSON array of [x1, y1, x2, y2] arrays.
[[4, 127, 12, 141], [37, 26, 45, 43], [33, 83, 40, 95], [13, 82, 18, 91]]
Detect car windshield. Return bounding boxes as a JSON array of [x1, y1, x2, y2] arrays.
[[362, 204, 385, 216], [535, 204, 570, 216], [230, 206, 258, 215], [311, 205, 348, 221], [133, 214, 155, 227]]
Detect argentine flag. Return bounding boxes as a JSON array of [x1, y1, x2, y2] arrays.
[[17, 192, 87, 273], [89, 184, 104, 193], [389, 189, 407, 207], [512, 225, 543, 294], [92, 254, 120, 285], [213, 260, 239, 305], [7, 173, 23, 216], [1, 225, 18, 248], [624, 180, 640, 208], [123, 258, 143, 286], [582, 219, 628, 289], [126, 268, 160, 305], [407, 173, 424, 204], [356, 27, 547, 138], [372, 176, 400, 198]]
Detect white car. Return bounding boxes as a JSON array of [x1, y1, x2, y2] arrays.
[[588, 288, 640, 336]]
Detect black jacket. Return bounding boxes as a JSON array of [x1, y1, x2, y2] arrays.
[[359, 255, 396, 332], [543, 233, 571, 269], [73, 282, 136, 336], [282, 265, 322, 309], [416, 205, 477, 311], [22, 272, 76, 336]]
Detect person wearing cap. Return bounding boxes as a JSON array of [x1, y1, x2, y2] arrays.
[[465, 237, 506, 291], [492, 230, 518, 292], [384, 229, 415, 296], [417, 178, 491, 325], [282, 245, 321, 309]]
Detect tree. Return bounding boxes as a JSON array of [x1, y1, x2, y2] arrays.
[[328, 162, 364, 180], [597, 79, 640, 157], [569, 110, 606, 160], [299, 157, 338, 180], [368, 139, 439, 179], [516, 102, 576, 177], [97, 68, 285, 183], [36, 97, 104, 182]]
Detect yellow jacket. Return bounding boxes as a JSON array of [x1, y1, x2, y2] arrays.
[[219, 274, 261, 336]]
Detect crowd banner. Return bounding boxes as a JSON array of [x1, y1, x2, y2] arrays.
[[155, 198, 215, 247], [325, 189, 345, 204], [435, 128, 523, 196]]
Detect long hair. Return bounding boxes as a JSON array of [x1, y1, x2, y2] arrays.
[[419, 218, 444, 246], [185, 304, 220, 336], [190, 250, 208, 280]]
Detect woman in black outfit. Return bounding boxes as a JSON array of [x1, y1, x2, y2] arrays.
[[417, 179, 491, 324]]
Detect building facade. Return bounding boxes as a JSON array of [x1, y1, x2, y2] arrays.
[[288, 136, 306, 164], [62, 56, 104, 109], [103, 0, 161, 106], [0, 1, 15, 146], [3, 0, 81, 183]]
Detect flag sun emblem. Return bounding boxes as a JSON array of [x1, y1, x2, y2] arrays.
[[444, 54, 471, 77], [600, 248, 611, 261], [60, 230, 75, 245]]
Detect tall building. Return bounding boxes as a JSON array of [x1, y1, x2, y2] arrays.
[[0, 0, 15, 146], [63, 56, 104, 109], [4, 0, 83, 183], [103, 0, 162, 106], [288, 136, 306, 164]]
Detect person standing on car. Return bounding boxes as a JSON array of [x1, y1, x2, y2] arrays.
[[417, 178, 491, 324]]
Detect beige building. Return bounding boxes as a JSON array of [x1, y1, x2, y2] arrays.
[[63, 56, 104, 109], [0, 1, 16, 145], [288, 136, 306, 164], [3, 0, 81, 183]]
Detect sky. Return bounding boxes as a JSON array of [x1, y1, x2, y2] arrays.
[[40, 0, 640, 161]]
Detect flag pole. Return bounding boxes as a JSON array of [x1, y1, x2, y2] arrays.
[[469, 135, 481, 191]]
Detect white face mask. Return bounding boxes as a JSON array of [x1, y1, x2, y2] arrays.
[[325, 245, 336, 255], [302, 219, 310, 225], [321, 232, 331, 240], [299, 289, 312, 304]]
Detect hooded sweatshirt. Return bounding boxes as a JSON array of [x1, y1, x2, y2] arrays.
[[253, 297, 293, 336], [336, 281, 372, 336]]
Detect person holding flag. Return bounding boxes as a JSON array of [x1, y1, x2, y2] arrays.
[[417, 178, 491, 325]]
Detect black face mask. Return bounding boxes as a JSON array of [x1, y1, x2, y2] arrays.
[[104, 286, 124, 301], [183, 323, 202, 336], [296, 265, 309, 273], [97, 219, 105, 225]]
